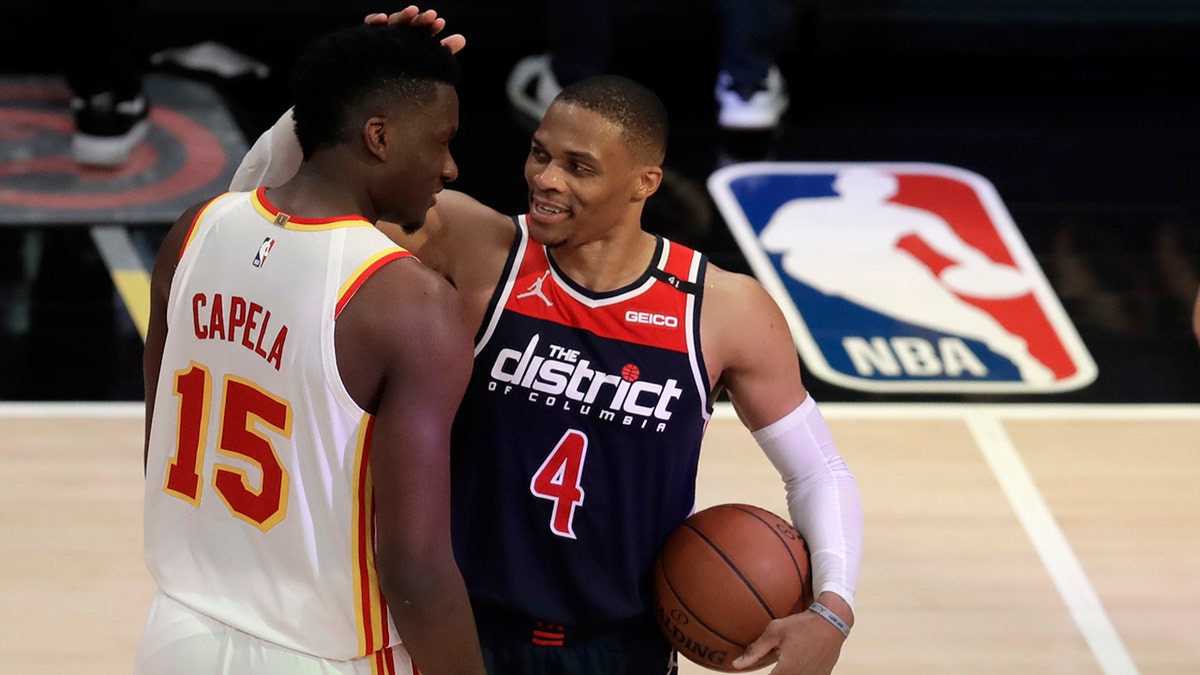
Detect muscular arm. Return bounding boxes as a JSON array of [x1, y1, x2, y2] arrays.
[[378, 190, 516, 329], [705, 268, 807, 427], [705, 268, 862, 673], [335, 261, 485, 674]]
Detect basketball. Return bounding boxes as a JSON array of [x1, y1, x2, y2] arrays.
[[653, 503, 814, 671]]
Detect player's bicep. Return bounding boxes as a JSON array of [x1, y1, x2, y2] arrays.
[[711, 273, 808, 431], [366, 272, 474, 556]]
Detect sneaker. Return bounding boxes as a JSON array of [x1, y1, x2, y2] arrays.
[[70, 91, 150, 168], [150, 41, 271, 80], [716, 66, 789, 130], [506, 53, 562, 121]]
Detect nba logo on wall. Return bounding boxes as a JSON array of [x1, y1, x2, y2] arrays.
[[708, 162, 1097, 393]]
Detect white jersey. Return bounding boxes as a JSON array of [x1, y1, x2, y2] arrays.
[[144, 188, 415, 662]]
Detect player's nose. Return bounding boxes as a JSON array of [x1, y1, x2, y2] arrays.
[[532, 163, 565, 192], [442, 153, 459, 184]]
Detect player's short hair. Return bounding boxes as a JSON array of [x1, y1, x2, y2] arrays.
[[289, 22, 460, 158], [555, 74, 669, 165]]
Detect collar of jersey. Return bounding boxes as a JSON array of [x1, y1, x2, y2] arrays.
[[251, 187, 373, 230], [544, 234, 666, 304]]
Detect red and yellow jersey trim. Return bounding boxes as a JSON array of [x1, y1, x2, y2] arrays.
[[369, 646, 412, 675], [335, 249, 415, 318], [352, 414, 392, 658], [252, 187, 374, 231], [178, 195, 224, 262]]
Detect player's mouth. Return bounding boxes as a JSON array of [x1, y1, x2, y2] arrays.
[[529, 196, 571, 224], [429, 186, 445, 208]]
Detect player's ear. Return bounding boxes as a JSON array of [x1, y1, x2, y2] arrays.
[[362, 116, 389, 161], [632, 165, 663, 202]]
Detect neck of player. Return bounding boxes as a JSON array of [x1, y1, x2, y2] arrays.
[[549, 229, 658, 293]]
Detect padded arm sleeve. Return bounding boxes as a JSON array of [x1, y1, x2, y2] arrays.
[[751, 396, 863, 610], [229, 107, 303, 192]]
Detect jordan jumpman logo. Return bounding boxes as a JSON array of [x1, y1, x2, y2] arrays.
[[517, 269, 554, 306]]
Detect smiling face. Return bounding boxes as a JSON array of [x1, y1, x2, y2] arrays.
[[377, 83, 460, 232], [523, 101, 659, 248]]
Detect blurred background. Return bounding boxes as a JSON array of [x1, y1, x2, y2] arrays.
[[1, 0, 1197, 403]]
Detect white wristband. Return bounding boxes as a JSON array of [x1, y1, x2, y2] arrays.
[[808, 601, 850, 638]]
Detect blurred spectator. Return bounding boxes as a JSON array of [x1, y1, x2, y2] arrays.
[[506, 0, 803, 130], [64, 0, 151, 168]]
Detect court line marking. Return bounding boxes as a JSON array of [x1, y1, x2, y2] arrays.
[[91, 225, 151, 341], [0, 402, 144, 418], [2, 399, 1190, 673], [714, 402, 1200, 421], [965, 413, 1138, 675], [713, 400, 1178, 674]]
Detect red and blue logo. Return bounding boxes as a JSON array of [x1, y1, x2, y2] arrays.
[[708, 162, 1097, 393], [252, 237, 275, 268]]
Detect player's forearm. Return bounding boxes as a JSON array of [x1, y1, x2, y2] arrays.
[[752, 397, 864, 609], [379, 561, 486, 674]]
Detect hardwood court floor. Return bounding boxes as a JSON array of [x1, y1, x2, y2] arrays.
[[2, 403, 1196, 674]]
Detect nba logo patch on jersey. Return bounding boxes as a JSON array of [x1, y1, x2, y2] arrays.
[[252, 237, 275, 268], [707, 161, 1097, 393]]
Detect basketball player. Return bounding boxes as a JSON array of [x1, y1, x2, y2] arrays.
[[137, 20, 486, 675], [233, 27, 862, 675], [435, 75, 860, 675]]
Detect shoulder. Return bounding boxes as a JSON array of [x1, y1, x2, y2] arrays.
[[703, 263, 783, 325], [700, 264, 795, 365], [151, 197, 222, 297], [376, 189, 514, 275], [432, 189, 513, 232], [424, 190, 515, 259], [335, 254, 474, 413], [355, 256, 471, 336], [339, 255, 473, 374], [701, 264, 808, 429]]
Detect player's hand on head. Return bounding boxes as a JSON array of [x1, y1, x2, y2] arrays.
[[731, 610, 844, 675], [362, 6, 466, 53]]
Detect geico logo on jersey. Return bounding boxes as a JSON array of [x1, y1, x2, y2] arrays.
[[708, 161, 1097, 394], [487, 334, 683, 425], [625, 310, 679, 328]]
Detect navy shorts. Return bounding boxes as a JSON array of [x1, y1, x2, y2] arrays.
[[472, 602, 677, 675]]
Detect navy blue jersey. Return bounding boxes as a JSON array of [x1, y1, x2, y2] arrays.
[[451, 216, 712, 626]]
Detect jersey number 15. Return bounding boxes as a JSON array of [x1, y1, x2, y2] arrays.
[[160, 362, 293, 532]]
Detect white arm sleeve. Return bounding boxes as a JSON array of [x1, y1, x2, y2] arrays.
[[751, 396, 863, 610], [229, 106, 303, 191]]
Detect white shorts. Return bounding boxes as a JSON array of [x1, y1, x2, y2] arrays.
[[133, 589, 415, 675]]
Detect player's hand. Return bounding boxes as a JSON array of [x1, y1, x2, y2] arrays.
[[363, 6, 466, 54], [731, 594, 850, 675]]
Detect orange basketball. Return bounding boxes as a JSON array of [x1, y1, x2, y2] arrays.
[[653, 503, 814, 671]]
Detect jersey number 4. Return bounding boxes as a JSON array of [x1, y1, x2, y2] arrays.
[[530, 429, 588, 539], [161, 362, 293, 532]]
